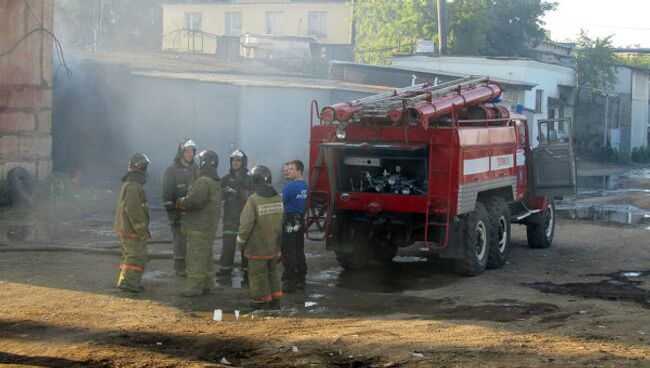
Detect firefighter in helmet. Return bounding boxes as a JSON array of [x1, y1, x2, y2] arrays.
[[162, 138, 198, 277], [114, 153, 151, 293], [176, 150, 222, 297], [217, 149, 253, 280], [237, 165, 284, 309]]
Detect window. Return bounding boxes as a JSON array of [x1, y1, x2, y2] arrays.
[[185, 12, 202, 33], [265, 12, 284, 35], [308, 11, 327, 38], [225, 12, 242, 35]]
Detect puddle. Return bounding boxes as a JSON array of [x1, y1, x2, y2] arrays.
[[310, 260, 456, 293], [556, 203, 650, 226], [526, 270, 650, 309], [432, 300, 559, 322]]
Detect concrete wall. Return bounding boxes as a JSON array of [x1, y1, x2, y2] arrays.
[[0, 0, 53, 180], [162, 2, 353, 53], [53, 60, 372, 199]]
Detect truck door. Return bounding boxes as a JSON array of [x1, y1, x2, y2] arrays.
[[531, 118, 577, 197]]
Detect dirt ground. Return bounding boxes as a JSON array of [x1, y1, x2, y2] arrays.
[[1, 182, 650, 367]]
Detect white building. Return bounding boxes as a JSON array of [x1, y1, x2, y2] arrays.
[[390, 55, 576, 146]]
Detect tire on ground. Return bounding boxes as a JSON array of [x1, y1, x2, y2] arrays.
[[484, 197, 511, 269], [335, 224, 371, 270], [6, 167, 35, 207], [454, 202, 490, 276], [526, 198, 556, 249]]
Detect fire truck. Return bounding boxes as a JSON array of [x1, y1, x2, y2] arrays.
[[305, 77, 576, 275]]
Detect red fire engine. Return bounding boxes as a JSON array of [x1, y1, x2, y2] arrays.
[[306, 77, 576, 275]]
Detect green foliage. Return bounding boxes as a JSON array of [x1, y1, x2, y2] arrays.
[[631, 146, 650, 163], [598, 145, 629, 164], [618, 54, 650, 69], [448, 0, 556, 57], [354, 0, 437, 65], [575, 30, 618, 90], [353, 0, 556, 64]]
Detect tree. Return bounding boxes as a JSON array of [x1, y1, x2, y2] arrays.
[[448, 0, 557, 57], [354, 0, 437, 65], [353, 0, 556, 64], [575, 30, 618, 90], [618, 54, 650, 69]]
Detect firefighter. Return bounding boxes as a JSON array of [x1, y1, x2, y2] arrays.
[[162, 138, 198, 277], [176, 150, 222, 297], [217, 149, 253, 280], [114, 153, 151, 293], [280, 160, 309, 292], [237, 165, 284, 309]]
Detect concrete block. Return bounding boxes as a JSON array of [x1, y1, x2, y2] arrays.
[[0, 85, 53, 109], [37, 110, 52, 133], [0, 135, 19, 160], [17, 135, 52, 159], [36, 159, 52, 180], [0, 112, 36, 132]]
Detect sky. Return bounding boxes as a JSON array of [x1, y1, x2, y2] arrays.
[[542, 0, 650, 47]]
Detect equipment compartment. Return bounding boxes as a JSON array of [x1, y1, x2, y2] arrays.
[[336, 146, 428, 195]]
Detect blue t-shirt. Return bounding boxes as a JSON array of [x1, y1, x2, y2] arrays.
[[282, 179, 308, 214]]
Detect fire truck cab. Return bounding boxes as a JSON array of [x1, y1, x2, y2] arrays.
[[306, 77, 576, 275]]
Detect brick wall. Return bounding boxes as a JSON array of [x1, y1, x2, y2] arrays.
[[0, 0, 53, 180]]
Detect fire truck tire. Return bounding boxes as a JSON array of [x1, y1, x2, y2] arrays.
[[526, 199, 556, 249], [485, 198, 511, 269], [373, 238, 398, 263], [454, 202, 490, 276]]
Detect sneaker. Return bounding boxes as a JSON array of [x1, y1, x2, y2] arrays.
[[118, 284, 143, 293]]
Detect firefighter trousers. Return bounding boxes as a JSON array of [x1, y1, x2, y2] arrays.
[[184, 232, 215, 293], [171, 223, 187, 273], [117, 236, 147, 288], [219, 222, 247, 275], [247, 257, 283, 304], [281, 215, 306, 285]]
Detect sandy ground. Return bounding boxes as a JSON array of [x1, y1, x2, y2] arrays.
[[1, 181, 650, 367]]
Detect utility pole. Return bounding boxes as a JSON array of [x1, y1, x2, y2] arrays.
[[437, 0, 447, 55]]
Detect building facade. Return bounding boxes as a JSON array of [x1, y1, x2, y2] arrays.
[[161, 0, 353, 54], [0, 0, 54, 180]]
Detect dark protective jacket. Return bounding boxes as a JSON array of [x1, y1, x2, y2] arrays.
[[162, 151, 198, 223], [178, 173, 222, 237], [221, 169, 253, 224], [114, 172, 151, 240], [237, 185, 284, 259]]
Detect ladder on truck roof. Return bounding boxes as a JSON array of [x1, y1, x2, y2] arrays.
[[322, 76, 492, 123]]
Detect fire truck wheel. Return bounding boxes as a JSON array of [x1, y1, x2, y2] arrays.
[[454, 202, 490, 276], [485, 198, 511, 269], [526, 199, 556, 249], [373, 238, 398, 263], [334, 225, 371, 270]]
